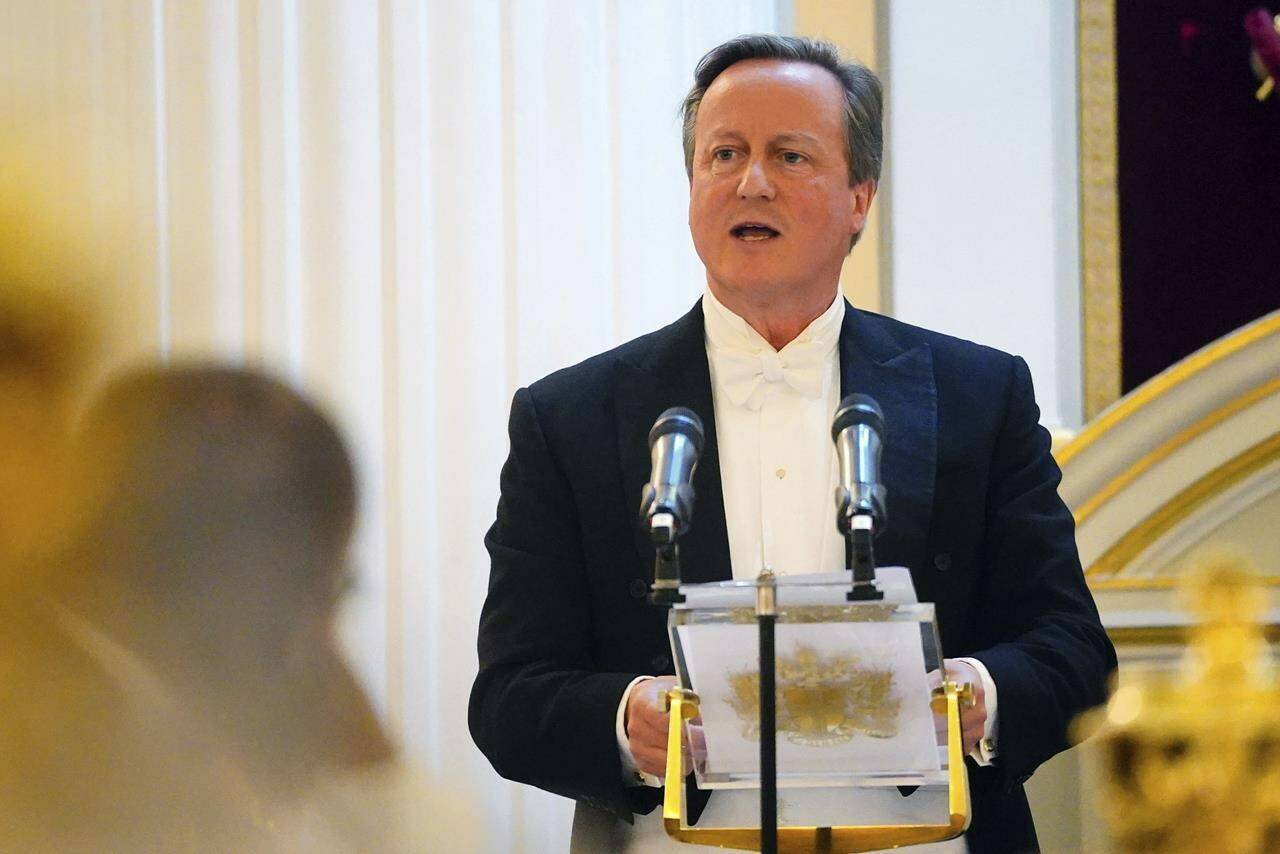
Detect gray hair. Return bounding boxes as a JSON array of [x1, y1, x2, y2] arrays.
[[680, 34, 884, 188]]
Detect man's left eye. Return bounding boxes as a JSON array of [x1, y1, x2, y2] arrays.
[[782, 152, 805, 164]]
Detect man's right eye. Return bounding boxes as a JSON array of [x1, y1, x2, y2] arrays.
[[713, 149, 735, 161]]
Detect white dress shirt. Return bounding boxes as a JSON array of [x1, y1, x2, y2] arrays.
[[705, 283, 847, 581], [603, 291, 998, 852]]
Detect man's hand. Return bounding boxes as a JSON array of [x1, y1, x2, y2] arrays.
[[928, 658, 987, 755], [624, 676, 681, 778]]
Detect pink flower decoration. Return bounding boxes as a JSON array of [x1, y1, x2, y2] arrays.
[[1245, 8, 1280, 82]]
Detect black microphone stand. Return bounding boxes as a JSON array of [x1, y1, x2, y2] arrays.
[[756, 571, 778, 854]]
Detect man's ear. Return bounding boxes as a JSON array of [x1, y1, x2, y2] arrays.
[[849, 179, 877, 235]]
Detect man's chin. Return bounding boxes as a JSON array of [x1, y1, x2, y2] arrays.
[[707, 273, 799, 304]]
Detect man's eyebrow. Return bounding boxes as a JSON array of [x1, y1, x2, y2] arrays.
[[771, 132, 824, 148], [700, 128, 747, 143], [700, 129, 826, 148]]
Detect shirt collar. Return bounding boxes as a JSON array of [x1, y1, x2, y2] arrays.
[[703, 285, 844, 358]]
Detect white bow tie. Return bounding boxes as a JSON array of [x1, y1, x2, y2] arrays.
[[715, 338, 829, 410]]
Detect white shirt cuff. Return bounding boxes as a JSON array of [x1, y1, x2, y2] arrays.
[[616, 675, 663, 787], [955, 656, 999, 766]]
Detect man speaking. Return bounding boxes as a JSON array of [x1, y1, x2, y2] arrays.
[[470, 35, 1114, 853]]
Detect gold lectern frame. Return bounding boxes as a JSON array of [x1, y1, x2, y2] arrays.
[[660, 679, 973, 853]]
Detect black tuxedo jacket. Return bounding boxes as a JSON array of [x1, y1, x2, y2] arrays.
[[470, 300, 1115, 853]]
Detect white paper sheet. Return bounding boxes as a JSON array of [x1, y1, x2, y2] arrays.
[[675, 619, 940, 786]]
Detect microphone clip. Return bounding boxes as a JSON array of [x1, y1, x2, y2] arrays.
[[844, 511, 884, 602], [643, 498, 687, 607]]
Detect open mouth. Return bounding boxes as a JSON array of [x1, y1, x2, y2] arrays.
[[730, 223, 780, 242]]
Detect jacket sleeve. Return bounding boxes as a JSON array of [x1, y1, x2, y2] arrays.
[[468, 386, 639, 810], [969, 355, 1117, 793]]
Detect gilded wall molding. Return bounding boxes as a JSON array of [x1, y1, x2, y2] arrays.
[[1057, 312, 1280, 468], [1077, 0, 1122, 419], [1087, 432, 1280, 581], [1057, 311, 1280, 604], [1073, 377, 1280, 527]]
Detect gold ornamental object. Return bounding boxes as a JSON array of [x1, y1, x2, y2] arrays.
[[1081, 556, 1280, 853]]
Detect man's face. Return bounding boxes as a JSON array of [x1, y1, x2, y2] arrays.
[[688, 59, 874, 307]]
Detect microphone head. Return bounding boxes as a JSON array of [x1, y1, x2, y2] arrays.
[[648, 406, 705, 454], [831, 394, 885, 442]]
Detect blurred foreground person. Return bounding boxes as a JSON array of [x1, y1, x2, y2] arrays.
[[0, 365, 409, 851]]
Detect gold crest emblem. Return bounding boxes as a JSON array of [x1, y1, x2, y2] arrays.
[[726, 644, 900, 746]]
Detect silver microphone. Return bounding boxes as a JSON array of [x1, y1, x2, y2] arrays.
[[640, 407, 704, 545], [832, 394, 886, 534]]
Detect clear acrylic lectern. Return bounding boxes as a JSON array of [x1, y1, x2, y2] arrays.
[[659, 568, 972, 852]]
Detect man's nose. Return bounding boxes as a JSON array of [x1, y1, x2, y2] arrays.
[[736, 158, 775, 201]]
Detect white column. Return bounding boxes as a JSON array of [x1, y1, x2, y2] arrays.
[[886, 0, 1082, 429]]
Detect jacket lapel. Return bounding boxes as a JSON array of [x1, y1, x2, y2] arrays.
[[837, 303, 938, 575], [614, 301, 732, 585]]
